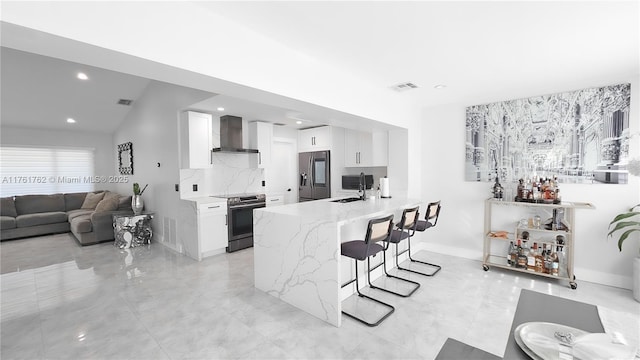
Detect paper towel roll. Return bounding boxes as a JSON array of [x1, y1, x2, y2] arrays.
[[380, 177, 391, 198]]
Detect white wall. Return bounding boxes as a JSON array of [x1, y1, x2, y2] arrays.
[[421, 76, 640, 290], [0, 126, 116, 191], [112, 81, 213, 251]]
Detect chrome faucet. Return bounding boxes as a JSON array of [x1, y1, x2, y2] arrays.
[[359, 172, 367, 201]]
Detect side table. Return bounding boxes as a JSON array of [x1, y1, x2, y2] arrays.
[[113, 213, 154, 249]]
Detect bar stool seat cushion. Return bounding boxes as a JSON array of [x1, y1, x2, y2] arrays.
[[415, 220, 433, 232], [389, 229, 410, 243], [341, 240, 384, 261]]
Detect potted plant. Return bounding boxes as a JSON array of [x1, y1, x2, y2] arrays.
[[609, 204, 640, 302], [132, 183, 148, 215]]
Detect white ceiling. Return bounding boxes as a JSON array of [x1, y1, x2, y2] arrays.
[[1, 1, 638, 134], [201, 1, 639, 107], [0, 47, 343, 132], [0, 47, 151, 133]]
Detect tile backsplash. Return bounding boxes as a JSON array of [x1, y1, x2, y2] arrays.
[[180, 153, 264, 198]]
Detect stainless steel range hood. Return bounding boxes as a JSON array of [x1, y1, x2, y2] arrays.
[[212, 115, 259, 153]]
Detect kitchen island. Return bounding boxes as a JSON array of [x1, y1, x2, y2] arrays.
[[253, 196, 421, 327]]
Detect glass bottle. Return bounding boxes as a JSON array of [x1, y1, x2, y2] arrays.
[[543, 242, 552, 274], [517, 179, 524, 200], [535, 243, 545, 273], [507, 241, 515, 266], [517, 239, 528, 269], [527, 242, 538, 271], [550, 246, 559, 276], [556, 235, 566, 277], [511, 240, 521, 267], [533, 215, 542, 229]]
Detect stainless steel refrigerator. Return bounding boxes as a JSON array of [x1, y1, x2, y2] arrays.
[[299, 151, 331, 202]]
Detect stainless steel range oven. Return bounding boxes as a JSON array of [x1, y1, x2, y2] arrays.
[[218, 193, 266, 252]]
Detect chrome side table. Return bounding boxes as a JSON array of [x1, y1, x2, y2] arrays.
[[113, 213, 153, 249]]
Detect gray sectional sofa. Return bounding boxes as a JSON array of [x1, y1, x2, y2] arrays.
[[1, 191, 133, 245]]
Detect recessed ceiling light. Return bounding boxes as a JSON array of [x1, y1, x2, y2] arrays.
[[434, 84, 447, 89], [77, 72, 88, 80], [217, 107, 225, 112], [296, 120, 302, 124], [66, 118, 76, 124]]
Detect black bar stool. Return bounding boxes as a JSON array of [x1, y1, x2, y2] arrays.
[[391, 204, 442, 277], [340, 214, 395, 327], [367, 211, 421, 298]]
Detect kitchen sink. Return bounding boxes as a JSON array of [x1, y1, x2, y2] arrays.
[[330, 197, 363, 203]]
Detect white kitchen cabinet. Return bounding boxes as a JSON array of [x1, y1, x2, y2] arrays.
[[371, 131, 389, 166], [180, 111, 213, 169], [298, 126, 332, 152], [249, 121, 273, 168], [266, 194, 284, 207], [197, 202, 228, 259], [344, 129, 388, 167]]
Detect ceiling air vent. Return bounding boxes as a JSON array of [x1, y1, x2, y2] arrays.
[[117, 99, 133, 106], [391, 82, 419, 92], [273, 123, 286, 126]]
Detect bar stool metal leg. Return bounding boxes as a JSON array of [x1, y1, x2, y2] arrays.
[[341, 258, 395, 327], [395, 228, 442, 277], [366, 248, 420, 297]]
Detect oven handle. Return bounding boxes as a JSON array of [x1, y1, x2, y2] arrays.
[[228, 202, 266, 210]]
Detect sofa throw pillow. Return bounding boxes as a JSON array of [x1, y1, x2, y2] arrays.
[[118, 196, 132, 210], [102, 191, 120, 203], [1, 197, 17, 217], [94, 198, 119, 212], [81, 192, 105, 210]]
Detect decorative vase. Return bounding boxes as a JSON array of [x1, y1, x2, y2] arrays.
[[132, 194, 144, 215], [634, 257, 640, 303]]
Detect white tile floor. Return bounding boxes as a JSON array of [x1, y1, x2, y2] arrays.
[[1, 233, 638, 359]]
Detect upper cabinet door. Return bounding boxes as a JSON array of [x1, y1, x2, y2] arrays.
[[249, 121, 273, 168], [344, 129, 388, 167], [298, 126, 332, 152], [344, 129, 364, 166], [370, 131, 388, 167], [180, 111, 213, 169]]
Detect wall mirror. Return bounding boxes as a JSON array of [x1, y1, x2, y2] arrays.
[[118, 142, 133, 175]]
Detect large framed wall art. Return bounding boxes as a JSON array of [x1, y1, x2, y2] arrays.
[[465, 83, 631, 184]]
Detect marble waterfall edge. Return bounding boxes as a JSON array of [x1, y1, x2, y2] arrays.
[[253, 209, 341, 326]]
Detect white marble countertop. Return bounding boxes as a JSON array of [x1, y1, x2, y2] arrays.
[[256, 195, 422, 226], [180, 196, 228, 205]]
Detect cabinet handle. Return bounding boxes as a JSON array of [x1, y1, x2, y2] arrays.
[[270, 198, 279, 202], [208, 205, 221, 209], [259, 152, 262, 165], [210, 149, 213, 165], [225, 214, 228, 226]]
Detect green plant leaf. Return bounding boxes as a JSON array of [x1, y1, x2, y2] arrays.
[[609, 212, 640, 226], [617, 228, 640, 251], [608, 221, 640, 237]]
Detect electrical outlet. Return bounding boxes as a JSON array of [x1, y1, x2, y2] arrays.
[[175, 184, 179, 191], [192, 184, 198, 192], [262, 180, 266, 187]]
